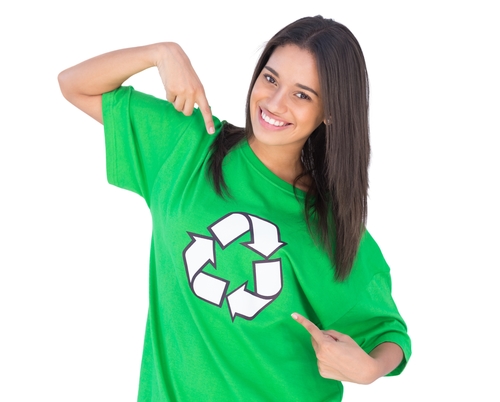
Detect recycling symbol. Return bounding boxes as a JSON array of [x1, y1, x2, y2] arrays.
[[182, 212, 287, 321]]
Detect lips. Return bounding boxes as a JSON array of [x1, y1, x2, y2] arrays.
[[259, 108, 290, 128]]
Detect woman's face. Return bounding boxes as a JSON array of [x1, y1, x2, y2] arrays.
[[249, 44, 324, 158]]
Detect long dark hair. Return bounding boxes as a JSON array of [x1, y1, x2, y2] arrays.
[[209, 15, 370, 281]]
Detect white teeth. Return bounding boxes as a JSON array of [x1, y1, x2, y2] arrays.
[[261, 110, 286, 127]]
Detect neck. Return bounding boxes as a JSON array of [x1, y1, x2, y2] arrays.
[[248, 136, 310, 191]]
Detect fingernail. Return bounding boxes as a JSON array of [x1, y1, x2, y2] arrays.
[[208, 126, 215, 135], [291, 313, 298, 320]]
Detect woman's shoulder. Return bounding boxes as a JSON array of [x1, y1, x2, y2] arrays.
[[104, 85, 223, 134], [349, 229, 392, 281]]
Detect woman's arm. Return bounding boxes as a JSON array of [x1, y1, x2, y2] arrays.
[[368, 342, 404, 381], [57, 42, 214, 133], [292, 312, 404, 384]]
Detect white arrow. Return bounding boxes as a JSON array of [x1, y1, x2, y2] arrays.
[[254, 260, 283, 297], [183, 235, 215, 282], [244, 216, 286, 258], [193, 272, 228, 307], [227, 284, 273, 320], [210, 213, 250, 247]]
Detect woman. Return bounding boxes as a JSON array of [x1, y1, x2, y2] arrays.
[[58, 15, 411, 402]]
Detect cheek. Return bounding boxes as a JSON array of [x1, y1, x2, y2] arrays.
[[248, 89, 259, 130], [297, 114, 323, 137], [299, 109, 323, 130], [310, 107, 325, 128], [250, 83, 262, 102], [249, 87, 259, 112]]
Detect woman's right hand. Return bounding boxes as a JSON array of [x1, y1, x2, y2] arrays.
[[58, 42, 215, 134], [155, 43, 214, 134]]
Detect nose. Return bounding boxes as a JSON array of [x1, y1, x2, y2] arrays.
[[266, 88, 287, 115]]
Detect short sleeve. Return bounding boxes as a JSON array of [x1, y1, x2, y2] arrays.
[[330, 234, 412, 376], [102, 86, 207, 205], [344, 272, 411, 376]]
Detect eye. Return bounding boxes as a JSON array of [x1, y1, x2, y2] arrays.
[[264, 74, 277, 85], [295, 92, 311, 101]]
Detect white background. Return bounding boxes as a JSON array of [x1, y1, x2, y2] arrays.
[[1, 0, 499, 401]]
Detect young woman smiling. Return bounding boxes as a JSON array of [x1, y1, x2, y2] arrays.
[[248, 44, 325, 191], [59, 15, 411, 402]]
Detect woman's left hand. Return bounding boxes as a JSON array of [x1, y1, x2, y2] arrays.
[[292, 313, 386, 384]]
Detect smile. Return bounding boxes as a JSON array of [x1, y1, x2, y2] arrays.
[[261, 109, 289, 127]]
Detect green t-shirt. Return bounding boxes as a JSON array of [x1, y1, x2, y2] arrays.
[[102, 86, 411, 402]]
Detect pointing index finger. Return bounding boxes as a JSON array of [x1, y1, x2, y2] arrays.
[[196, 93, 215, 135], [292, 312, 326, 343]]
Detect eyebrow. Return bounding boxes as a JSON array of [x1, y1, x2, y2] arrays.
[[264, 66, 320, 98]]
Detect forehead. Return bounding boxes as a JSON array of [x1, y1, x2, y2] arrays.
[[266, 45, 320, 88]]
